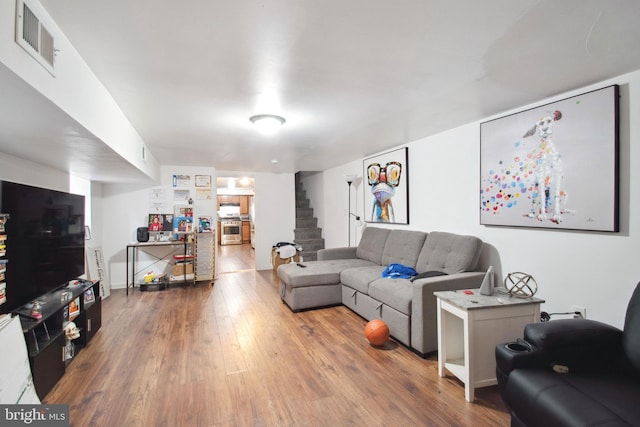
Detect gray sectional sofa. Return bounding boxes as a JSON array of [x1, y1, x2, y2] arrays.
[[277, 227, 485, 356]]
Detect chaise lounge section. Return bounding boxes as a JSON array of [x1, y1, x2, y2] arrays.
[[277, 227, 485, 356]]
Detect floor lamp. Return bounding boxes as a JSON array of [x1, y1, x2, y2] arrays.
[[345, 174, 359, 246]]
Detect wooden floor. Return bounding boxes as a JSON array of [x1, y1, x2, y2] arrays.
[[45, 244, 511, 426], [217, 243, 256, 274]]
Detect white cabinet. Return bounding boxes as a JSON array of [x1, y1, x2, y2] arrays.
[[195, 231, 215, 282], [435, 289, 544, 401]]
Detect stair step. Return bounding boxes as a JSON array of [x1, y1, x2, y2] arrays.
[[294, 227, 322, 240], [294, 172, 325, 258], [296, 199, 310, 209], [296, 217, 317, 228], [296, 207, 314, 218]]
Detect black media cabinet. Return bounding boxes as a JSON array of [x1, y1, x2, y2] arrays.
[[13, 280, 102, 399]]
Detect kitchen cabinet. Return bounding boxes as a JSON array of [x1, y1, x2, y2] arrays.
[[217, 195, 251, 215], [242, 221, 251, 243], [217, 195, 239, 207], [240, 197, 249, 215]]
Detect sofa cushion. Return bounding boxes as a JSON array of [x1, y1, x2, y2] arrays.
[[356, 227, 391, 264], [505, 369, 640, 426], [278, 259, 374, 288], [340, 266, 386, 293], [368, 278, 412, 315], [380, 230, 427, 267], [416, 231, 482, 274]]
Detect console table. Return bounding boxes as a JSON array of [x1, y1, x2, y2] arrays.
[[125, 240, 193, 294], [434, 289, 544, 402]]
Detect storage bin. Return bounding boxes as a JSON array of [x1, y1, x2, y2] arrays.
[[172, 263, 194, 276]]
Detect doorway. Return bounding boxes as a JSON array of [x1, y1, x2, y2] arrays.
[[216, 176, 256, 274]]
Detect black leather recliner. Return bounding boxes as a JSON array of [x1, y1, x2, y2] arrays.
[[495, 283, 640, 427]]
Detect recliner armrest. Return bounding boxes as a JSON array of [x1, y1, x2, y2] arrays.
[[521, 319, 624, 373], [496, 319, 627, 394], [524, 318, 623, 351]]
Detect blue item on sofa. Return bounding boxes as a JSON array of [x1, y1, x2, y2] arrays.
[[381, 263, 417, 279]]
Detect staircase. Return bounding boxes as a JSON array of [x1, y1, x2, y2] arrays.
[[294, 174, 324, 261]]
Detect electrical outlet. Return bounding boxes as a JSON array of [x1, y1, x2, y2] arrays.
[[571, 305, 586, 319]]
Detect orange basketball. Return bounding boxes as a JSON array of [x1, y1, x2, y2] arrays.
[[365, 319, 390, 346]]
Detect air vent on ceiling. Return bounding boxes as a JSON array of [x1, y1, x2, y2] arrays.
[[15, 0, 56, 76]]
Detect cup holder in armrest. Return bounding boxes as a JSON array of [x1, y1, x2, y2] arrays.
[[505, 341, 532, 352]]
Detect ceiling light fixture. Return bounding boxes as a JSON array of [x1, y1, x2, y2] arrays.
[[249, 114, 286, 135]]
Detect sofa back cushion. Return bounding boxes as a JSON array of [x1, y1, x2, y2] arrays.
[[381, 230, 427, 268], [623, 282, 640, 374], [356, 227, 391, 264], [415, 231, 482, 274]]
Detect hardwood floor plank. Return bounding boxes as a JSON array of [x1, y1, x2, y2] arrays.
[[44, 245, 510, 426]]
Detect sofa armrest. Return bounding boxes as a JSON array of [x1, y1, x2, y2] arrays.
[[317, 247, 358, 261], [410, 272, 485, 355]]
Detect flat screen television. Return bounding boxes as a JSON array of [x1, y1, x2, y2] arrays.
[[0, 180, 85, 314]]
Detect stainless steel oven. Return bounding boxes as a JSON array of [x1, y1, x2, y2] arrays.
[[220, 219, 242, 245]]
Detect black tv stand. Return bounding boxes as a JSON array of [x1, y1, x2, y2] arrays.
[[14, 280, 102, 399]]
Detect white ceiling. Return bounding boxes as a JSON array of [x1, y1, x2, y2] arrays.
[[3, 0, 640, 182]]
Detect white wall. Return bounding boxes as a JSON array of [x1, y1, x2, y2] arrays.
[[253, 172, 296, 270], [0, 152, 69, 191], [101, 183, 150, 287], [89, 181, 104, 248], [315, 160, 368, 248], [0, 0, 159, 181], [320, 70, 640, 329]]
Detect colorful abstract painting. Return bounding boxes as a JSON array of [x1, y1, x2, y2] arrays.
[[480, 85, 619, 232], [363, 147, 409, 224]]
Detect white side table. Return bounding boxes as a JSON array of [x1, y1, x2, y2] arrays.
[[434, 289, 544, 402]]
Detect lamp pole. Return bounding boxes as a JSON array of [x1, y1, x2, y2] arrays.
[[346, 179, 353, 246]]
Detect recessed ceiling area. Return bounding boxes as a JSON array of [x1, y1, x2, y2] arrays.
[[2, 1, 640, 182]]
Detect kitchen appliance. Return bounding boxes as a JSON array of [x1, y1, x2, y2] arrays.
[[218, 202, 243, 245], [220, 219, 242, 245], [218, 202, 240, 218]]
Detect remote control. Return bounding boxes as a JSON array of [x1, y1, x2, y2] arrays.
[[297, 263, 307, 268]]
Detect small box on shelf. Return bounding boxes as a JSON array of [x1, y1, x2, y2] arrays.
[[139, 273, 168, 292], [172, 263, 194, 276]]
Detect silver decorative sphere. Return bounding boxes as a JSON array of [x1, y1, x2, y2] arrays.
[[504, 272, 538, 298]]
